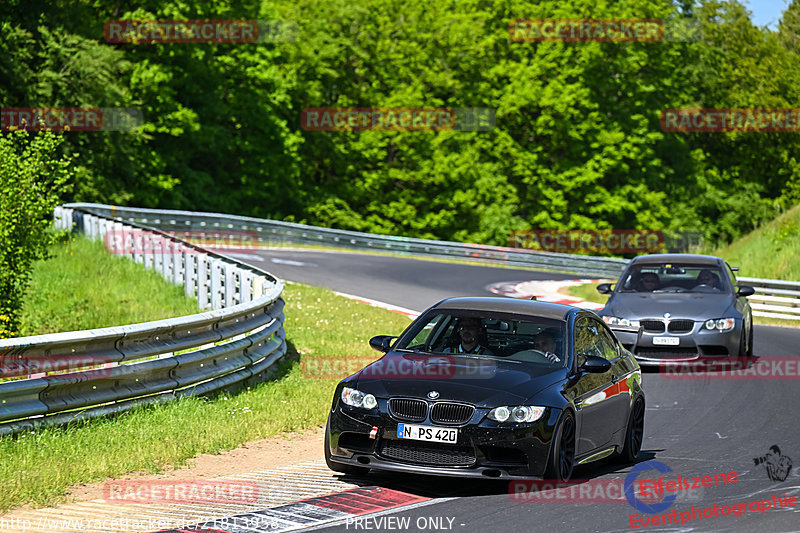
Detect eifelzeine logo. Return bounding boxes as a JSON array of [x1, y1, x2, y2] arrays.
[[0, 107, 142, 131], [104, 20, 297, 44], [300, 107, 495, 132], [509, 19, 664, 42], [660, 108, 800, 132]]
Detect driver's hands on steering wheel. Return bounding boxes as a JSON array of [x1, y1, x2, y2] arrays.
[[543, 351, 560, 363]]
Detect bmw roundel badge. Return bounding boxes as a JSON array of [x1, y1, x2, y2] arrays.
[[427, 391, 440, 399]]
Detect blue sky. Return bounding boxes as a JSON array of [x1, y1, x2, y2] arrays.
[[744, 0, 791, 28]]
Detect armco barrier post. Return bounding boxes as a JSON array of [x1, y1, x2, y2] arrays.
[[173, 246, 184, 286], [241, 271, 253, 303], [184, 252, 196, 299], [225, 263, 235, 308], [197, 254, 210, 309], [153, 235, 164, 274], [143, 233, 155, 270], [210, 260, 222, 309]]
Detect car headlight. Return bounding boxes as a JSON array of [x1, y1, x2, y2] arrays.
[[341, 387, 378, 409], [602, 316, 637, 327], [703, 318, 735, 331], [487, 405, 545, 423]]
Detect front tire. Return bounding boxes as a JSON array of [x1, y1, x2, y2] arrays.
[[746, 323, 754, 357], [324, 414, 370, 476], [544, 411, 575, 481]]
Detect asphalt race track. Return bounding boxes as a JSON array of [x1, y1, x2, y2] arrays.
[[238, 248, 800, 533]]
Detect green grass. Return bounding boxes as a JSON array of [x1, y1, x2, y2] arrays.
[[712, 203, 800, 281], [18, 234, 199, 336], [0, 276, 411, 512], [565, 282, 611, 306]]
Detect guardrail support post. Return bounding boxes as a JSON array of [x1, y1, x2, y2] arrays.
[[224, 264, 235, 308], [197, 255, 210, 309], [210, 260, 222, 309]]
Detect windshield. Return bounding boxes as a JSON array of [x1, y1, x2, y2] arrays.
[[394, 310, 567, 368], [618, 263, 728, 293]]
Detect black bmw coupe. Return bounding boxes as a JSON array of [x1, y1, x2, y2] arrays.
[[324, 297, 644, 481]]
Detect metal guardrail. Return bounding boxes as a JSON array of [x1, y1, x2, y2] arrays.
[[65, 203, 629, 278], [65, 203, 800, 321], [0, 207, 288, 436], [736, 277, 800, 320]]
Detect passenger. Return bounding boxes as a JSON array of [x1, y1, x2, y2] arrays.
[[695, 269, 721, 289], [445, 318, 493, 355]]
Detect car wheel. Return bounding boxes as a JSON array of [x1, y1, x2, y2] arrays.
[[616, 398, 644, 464], [545, 411, 575, 481], [746, 323, 754, 357], [737, 326, 749, 357], [324, 414, 370, 476]]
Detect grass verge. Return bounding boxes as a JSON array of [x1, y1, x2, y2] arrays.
[[18, 234, 199, 336], [713, 203, 800, 281], [0, 280, 410, 512]]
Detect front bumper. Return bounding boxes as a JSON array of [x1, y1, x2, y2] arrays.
[[327, 402, 560, 479], [613, 321, 742, 366]]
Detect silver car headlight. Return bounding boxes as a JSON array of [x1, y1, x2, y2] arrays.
[[341, 387, 378, 409], [487, 405, 545, 423], [602, 316, 638, 327], [703, 318, 735, 331]]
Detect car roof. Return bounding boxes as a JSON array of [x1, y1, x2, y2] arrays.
[[629, 253, 722, 266], [431, 297, 575, 321]]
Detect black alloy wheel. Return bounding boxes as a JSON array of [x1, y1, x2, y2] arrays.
[[545, 411, 576, 481]]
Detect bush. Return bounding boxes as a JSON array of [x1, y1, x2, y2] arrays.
[[0, 130, 72, 337]]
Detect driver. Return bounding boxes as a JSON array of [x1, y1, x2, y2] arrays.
[[533, 330, 561, 363], [445, 317, 493, 355], [638, 272, 660, 292]]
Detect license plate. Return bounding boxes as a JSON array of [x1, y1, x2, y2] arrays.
[[653, 336, 680, 346], [397, 424, 458, 444]]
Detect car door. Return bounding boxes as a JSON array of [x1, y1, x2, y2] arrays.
[[572, 317, 620, 455]]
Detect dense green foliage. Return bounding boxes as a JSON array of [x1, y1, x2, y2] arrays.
[[0, 131, 71, 336], [2, 0, 799, 247]]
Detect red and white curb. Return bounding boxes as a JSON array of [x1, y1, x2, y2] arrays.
[[487, 279, 609, 311], [154, 486, 438, 533], [334, 292, 420, 319]]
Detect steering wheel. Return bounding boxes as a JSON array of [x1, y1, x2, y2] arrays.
[[658, 285, 686, 292]]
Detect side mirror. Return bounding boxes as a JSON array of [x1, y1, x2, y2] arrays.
[[597, 283, 613, 295], [579, 355, 612, 374], [737, 286, 755, 297], [369, 335, 396, 353]]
